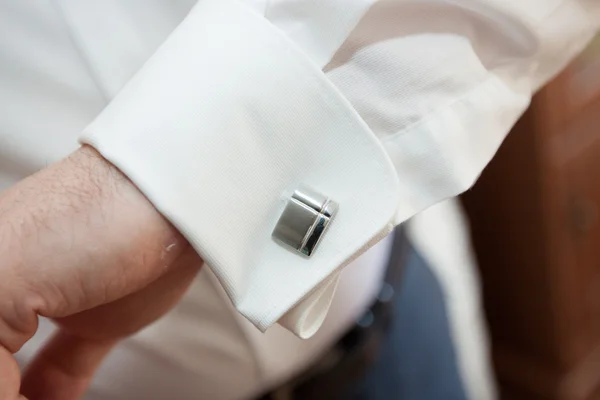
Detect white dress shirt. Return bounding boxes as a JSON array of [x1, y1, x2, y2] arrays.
[[2, 0, 599, 399], [80, 0, 600, 338]]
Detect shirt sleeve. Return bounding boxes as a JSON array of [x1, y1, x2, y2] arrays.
[[80, 0, 600, 338]]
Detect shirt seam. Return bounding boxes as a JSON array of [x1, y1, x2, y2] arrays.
[[379, 74, 498, 144]]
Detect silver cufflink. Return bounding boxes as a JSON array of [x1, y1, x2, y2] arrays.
[[272, 187, 338, 257]]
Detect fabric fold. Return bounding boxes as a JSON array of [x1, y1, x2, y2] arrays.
[[81, 0, 400, 337]]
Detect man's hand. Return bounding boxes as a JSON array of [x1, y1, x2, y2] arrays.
[[0, 146, 201, 400]]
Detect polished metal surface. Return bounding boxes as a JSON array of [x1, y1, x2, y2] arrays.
[[272, 187, 338, 257]]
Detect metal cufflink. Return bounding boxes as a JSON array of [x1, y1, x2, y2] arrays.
[[272, 187, 338, 257]]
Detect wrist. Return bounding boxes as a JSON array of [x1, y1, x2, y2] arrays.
[[0, 145, 189, 326]]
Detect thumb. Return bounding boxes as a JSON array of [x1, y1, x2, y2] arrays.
[[21, 246, 201, 400], [19, 331, 116, 400]]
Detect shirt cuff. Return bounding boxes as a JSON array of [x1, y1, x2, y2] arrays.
[[80, 0, 400, 337]]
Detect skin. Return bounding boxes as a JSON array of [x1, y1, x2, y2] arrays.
[[0, 146, 202, 400]]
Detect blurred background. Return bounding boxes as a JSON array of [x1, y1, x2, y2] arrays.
[[461, 34, 600, 400]]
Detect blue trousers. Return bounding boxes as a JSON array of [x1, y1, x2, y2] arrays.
[[344, 246, 469, 400]]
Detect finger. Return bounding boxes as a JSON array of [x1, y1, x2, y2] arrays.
[[20, 331, 116, 400], [21, 248, 201, 399], [0, 346, 21, 400], [56, 246, 202, 341]]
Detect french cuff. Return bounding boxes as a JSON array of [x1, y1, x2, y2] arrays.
[[80, 0, 400, 337]]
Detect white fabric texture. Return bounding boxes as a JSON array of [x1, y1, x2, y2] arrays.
[[1, 2, 395, 398], [81, 0, 401, 335], [81, 0, 600, 338], [2, 0, 598, 398]]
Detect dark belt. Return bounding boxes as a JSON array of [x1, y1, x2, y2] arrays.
[[259, 228, 410, 400]]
